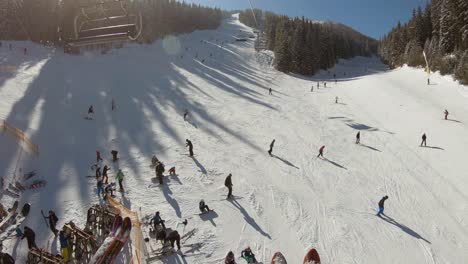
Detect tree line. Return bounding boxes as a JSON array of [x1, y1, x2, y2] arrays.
[[239, 9, 378, 75], [0, 0, 223, 46], [379, 0, 468, 84]]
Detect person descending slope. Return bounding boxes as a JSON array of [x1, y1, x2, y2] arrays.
[[225, 251, 236, 264], [444, 109, 449, 120], [377, 195, 389, 216], [186, 139, 194, 156], [269, 88, 272, 95], [241, 246, 258, 263], [356, 132, 360, 144], [420, 133, 427, 147], [225, 174, 233, 199], [317, 145, 325, 158], [268, 139, 275, 156]]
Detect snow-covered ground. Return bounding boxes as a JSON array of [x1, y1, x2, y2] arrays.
[[1, 14, 467, 264]]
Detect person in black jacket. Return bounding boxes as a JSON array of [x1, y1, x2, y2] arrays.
[[21, 226, 37, 249], [268, 139, 275, 156], [377, 196, 388, 216], [45, 211, 59, 236], [102, 165, 110, 184], [356, 132, 360, 144], [199, 199, 211, 213], [165, 230, 181, 250], [155, 161, 165, 184], [421, 133, 427, 147], [225, 174, 233, 199], [186, 139, 194, 156]]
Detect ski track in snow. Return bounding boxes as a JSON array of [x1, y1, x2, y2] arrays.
[[0, 14, 467, 264]]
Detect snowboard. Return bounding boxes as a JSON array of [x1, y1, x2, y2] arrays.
[[271, 252, 287, 264], [303, 248, 320, 264], [198, 209, 215, 216]]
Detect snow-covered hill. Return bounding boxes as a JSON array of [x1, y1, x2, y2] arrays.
[[1, 14, 467, 264]]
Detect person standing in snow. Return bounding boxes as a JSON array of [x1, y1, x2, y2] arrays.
[[97, 176, 105, 198], [225, 251, 236, 264], [269, 88, 272, 95], [377, 195, 388, 216], [165, 230, 181, 250], [150, 211, 166, 230], [444, 109, 449, 120], [225, 173, 233, 199], [324, 82, 327, 88], [45, 210, 59, 236], [96, 150, 103, 163], [317, 82, 320, 88], [268, 139, 275, 156], [335, 96, 338, 104], [183, 109, 189, 121], [95, 166, 101, 179], [116, 169, 124, 191], [186, 139, 194, 157], [59, 230, 71, 262], [111, 150, 118, 161], [111, 98, 116, 111], [311, 86, 314, 92], [102, 165, 110, 184], [241, 246, 257, 263], [21, 226, 36, 249], [427, 78, 430, 85], [88, 105, 94, 118], [155, 161, 165, 185], [317, 145, 325, 158], [420, 133, 427, 147], [356, 132, 360, 144]]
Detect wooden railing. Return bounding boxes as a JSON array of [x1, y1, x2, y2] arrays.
[[0, 120, 39, 155]]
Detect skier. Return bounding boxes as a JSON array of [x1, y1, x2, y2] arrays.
[[96, 150, 103, 163], [88, 105, 94, 119], [149, 211, 166, 230], [59, 230, 71, 262], [111, 98, 116, 111], [427, 78, 430, 85], [102, 165, 110, 184], [225, 173, 233, 199], [335, 96, 338, 104], [317, 145, 325, 158], [269, 88, 272, 95], [165, 230, 181, 250], [155, 161, 165, 184], [186, 139, 194, 157], [111, 150, 118, 161], [444, 109, 449, 120], [241, 246, 257, 263], [21, 226, 37, 249], [268, 139, 275, 156], [317, 82, 320, 88], [324, 82, 327, 88], [116, 169, 124, 191], [45, 210, 59, 236], [183, 109, 189, 121], [377, 195, 388, 216], [225, 251, 236, 264], [356, 131, 360, 144], [311, 86, 314, 92], [97, 176, 105, 198], [420, 133, 427, 147], [95, 166, 101, 178], [199, 199, 211, 213]]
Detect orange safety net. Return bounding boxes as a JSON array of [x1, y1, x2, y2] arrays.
[[107, 196, 144, 264], [1, 120, 39, 155]]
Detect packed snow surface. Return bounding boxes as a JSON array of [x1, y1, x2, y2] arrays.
[[1, 15, 467, 264]]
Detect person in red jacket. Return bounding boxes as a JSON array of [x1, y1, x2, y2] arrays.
[[444, 109, 449, 120], [317, 145, 325, 158]]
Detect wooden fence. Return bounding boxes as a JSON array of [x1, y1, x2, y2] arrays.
[[0, 120, 39, 155]]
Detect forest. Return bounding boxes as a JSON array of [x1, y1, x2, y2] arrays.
[[239, 9, 378, 75], [379, 0, 468, 83]]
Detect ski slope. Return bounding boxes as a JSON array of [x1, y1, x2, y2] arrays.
[[1, 14, 467, 263]]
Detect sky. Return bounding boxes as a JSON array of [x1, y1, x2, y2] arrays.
[[183, 0, 427, 39]]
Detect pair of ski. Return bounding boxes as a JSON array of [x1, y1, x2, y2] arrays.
[[0, 202, 31, 241], [4, 180, 47, 198], [91, 215, 132, 264]]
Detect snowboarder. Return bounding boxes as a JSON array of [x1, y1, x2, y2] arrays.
[[102, 165, 110, 184], [150, 211, 166, 230], [45, 210, 59, 236], [111, 150, 118, 161], [186, 139, 194, 157], [241, 246, 257, 263], [420, 133, 427, 147], [155, 161, 165, 184], [111, 98, 116, 111], [165, 230, 181, 250], [168, 167, 176, 175], [356, 132, 360, 144], [96, 150, 103, 163], [97, 177, 105, 198], [225, 173, 233, 199], [199, 199, 211, 213], [183, 109, 189, 121], [444, 109, 449, 120], [268, 139, 275, 156], [269, 88, 272, 95], [317, 145, 325, 158], [59, 230, 71, 262], [377, 195, 388, 216], [21, 226, 37, 249], [335, 96, 338, 103], [116, 169, 124, 191], [225, 251, 236, 264]]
